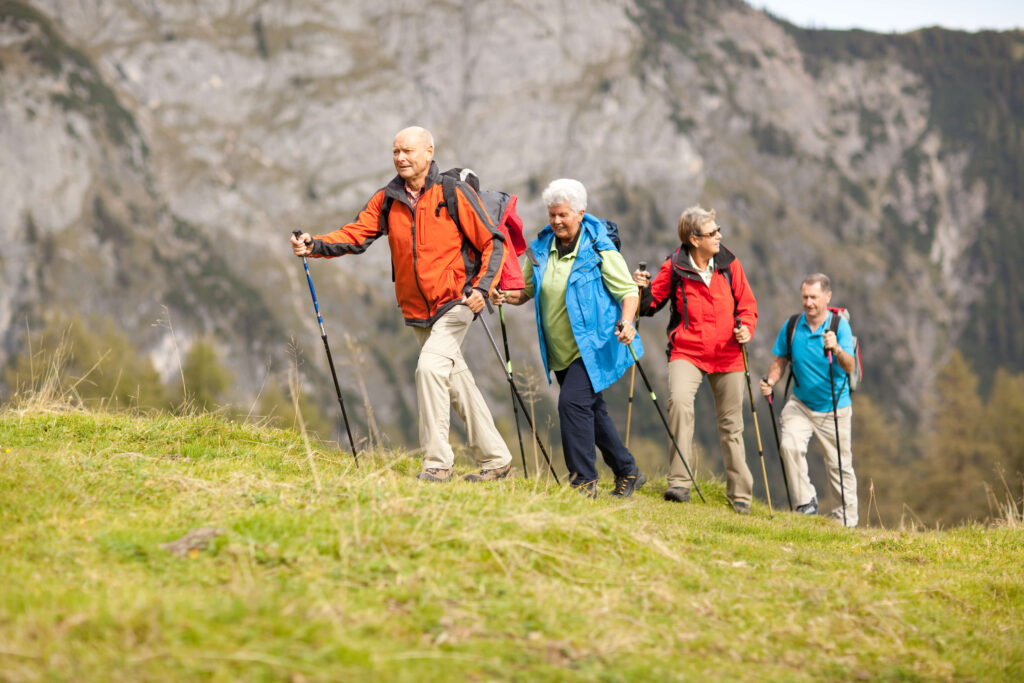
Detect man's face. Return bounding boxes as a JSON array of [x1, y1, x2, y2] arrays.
[[548, 202, 584, 245], [393, 131, 433, 184], [801, 282, 832, 319]]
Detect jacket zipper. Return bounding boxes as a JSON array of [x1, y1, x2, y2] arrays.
[[408, 199, 432, 315]]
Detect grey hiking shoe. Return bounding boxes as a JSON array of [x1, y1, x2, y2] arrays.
[[416, 467, 453, 483], [573, 481, 598, 499], [611, 471, 647, 497], [463, 462, 512, 482], [732, 501, 751, 515], [664, 487, 691, 503], [796, 497, 818, 515]]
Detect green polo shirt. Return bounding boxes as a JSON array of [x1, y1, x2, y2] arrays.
[[523, 238, 637, 372]]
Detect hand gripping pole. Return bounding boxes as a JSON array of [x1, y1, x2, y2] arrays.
[[293, 231, 359, 466]]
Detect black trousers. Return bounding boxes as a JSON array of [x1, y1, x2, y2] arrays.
[[554, 358, 638, 486]]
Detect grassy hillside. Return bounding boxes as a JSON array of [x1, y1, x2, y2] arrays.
[[1, 408, 1022, 681]]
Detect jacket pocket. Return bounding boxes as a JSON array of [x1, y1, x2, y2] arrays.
[[568, 264, 601, 329]]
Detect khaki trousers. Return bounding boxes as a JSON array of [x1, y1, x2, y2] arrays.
[[412, 305, 512, 471], [667, 359, 752, 505], [779, 397, 858, 527]]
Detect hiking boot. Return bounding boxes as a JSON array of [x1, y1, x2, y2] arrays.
[[664, 487, 691, 503], [573, 481, 598, 499], [732, 501, 751, 515], [796, 497, 818, 515], [827, 509, 857, 528], [463, 462, 512, 482], [611, 471, 647, 497], [416, 467, 453, 483]]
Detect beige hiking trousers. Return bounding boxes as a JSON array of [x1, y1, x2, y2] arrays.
[[779, 397, 858, 527], [412, 305, 512, 471], [666, 359, 753, 505]]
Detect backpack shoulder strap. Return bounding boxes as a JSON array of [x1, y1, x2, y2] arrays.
[[668, 248, 690, 330], [785, 314, 800, 361], [783, 313, 801, 393], [828, 310, 841, 334], [723, 266, 736, 319], [440, 174, 463, 236]]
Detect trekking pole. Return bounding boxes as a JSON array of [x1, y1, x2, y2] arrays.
[[499, 304, 529, 478], [477, 314, 561, 484], [292, 231, 359, 466], [762, 375, 793, 511], [736, 317, 773, 518], [827, 345, 848, 527], [624, 261, 646, 448], [619, 324, 706, 502]]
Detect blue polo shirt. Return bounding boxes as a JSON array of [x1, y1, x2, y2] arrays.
[[772, 312, 854, 412]]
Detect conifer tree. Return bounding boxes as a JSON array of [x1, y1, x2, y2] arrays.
[[852, 393, 907, 527], [985, 369, 1024, 511], [179, 339, 233, 412], [911, 351, 1000, 525], [4, 316, 170, 410]]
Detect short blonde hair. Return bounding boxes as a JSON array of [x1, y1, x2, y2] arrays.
[[678, 206, 716, 247]]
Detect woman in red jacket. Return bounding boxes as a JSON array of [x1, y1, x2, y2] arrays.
[[634, 206, 758, 513]]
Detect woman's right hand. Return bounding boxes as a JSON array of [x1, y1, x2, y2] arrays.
[[632, 269, 651, 288], [490, 289, 506, 306]]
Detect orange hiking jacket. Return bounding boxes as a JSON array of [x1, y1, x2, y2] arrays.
[[310, 163, 506, 327]]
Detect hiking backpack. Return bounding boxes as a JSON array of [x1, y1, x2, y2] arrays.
[[379, 167, 527, 290], [596, 217, 622, 251], [782, 306, 862, 397]]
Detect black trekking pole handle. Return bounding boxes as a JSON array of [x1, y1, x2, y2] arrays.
[[762, 374, 793, 511], [618, 323, 706, 503], [292, 230, 360, 465]]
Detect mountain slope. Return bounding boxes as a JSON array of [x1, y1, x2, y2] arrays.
[[2, 0, 1021, 436]]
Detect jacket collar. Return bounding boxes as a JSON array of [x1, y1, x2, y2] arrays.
[[385, 161, 441, 204], [672, 244, 736, 277]]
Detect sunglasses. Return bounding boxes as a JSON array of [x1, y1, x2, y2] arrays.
[[695, 226, 722, 239]]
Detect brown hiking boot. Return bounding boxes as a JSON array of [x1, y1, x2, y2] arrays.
[[463, 462, 512, 482], [416, 467, 453, 483]]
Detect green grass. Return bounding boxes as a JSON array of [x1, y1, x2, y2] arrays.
[[1, 409, 1022, 681]]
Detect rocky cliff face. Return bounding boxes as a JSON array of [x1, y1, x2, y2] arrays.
[[2, 0, 1020, 435]]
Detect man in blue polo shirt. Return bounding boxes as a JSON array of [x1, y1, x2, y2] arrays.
[[760, 273, 858, 527]]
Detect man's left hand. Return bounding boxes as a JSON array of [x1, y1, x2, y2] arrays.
[[464, 289, 486, 314]]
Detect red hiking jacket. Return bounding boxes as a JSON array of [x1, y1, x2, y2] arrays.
[[639, 245, 758, 373]]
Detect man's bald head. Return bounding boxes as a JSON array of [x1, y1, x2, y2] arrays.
[[393, 126, 435, 190], [395, 126, 434, 149]]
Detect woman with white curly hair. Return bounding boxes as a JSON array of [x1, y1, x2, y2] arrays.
[[494, 179, 646, 498]]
